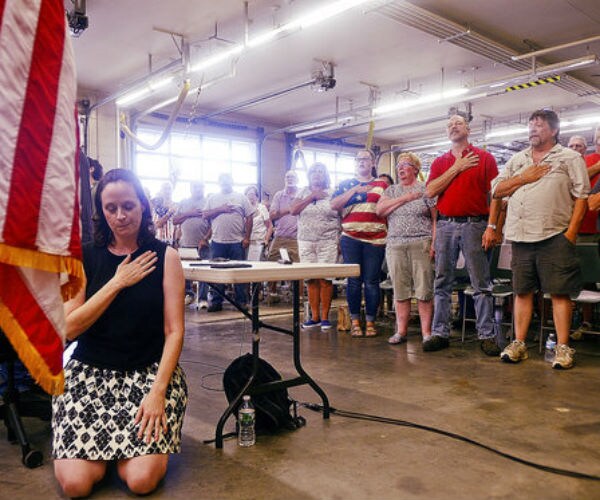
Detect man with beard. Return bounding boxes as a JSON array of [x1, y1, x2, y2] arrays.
[[492, 109, 589, 369]]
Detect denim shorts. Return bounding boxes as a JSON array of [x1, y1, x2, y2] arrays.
[[511, 233, 581, 295]]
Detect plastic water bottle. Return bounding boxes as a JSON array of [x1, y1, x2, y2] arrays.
[[238, 395, 256, 447], [545, 333, 557, 363]]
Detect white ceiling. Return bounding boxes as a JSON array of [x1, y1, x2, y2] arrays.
[[70, 0, 600, 157]]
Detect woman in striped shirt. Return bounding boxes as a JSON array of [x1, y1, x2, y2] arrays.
[[331, 150, 388, 337]]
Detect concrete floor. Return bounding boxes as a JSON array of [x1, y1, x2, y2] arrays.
[[2, 303, 600, 499]]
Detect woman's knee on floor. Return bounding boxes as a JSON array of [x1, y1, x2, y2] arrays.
[[54, 459, 106, 498], [118, 455, 168, 495]]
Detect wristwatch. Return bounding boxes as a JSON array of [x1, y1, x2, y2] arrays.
[[487, 224, 497, 230]]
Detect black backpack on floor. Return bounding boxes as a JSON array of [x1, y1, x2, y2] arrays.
[[223, 353, 306, 434]]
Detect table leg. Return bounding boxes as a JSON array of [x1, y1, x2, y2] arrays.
[[292, 280, 330, 419]]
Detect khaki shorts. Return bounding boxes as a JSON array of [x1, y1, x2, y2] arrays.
[[386, 239, 434, 301], [267, 237, 300, 262], [298, 238, 339, 264]]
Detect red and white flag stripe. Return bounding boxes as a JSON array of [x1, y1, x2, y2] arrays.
[[0, 0, 83, 395]]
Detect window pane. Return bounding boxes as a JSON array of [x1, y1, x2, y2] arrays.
[[231, 162, 257, 185], [171, 134, 201, 157], [294, 150, 311, 171], [332, 171, 354, 187], [203, 137, 230, 160], [172, 156, 201, 180], [141, 179, 167, 200], [314, 152, 335, 170], [136, 130, 169, 154], [203, 159, 230, 182], [136, 153, 170, 178], [232, 141, 256, 162], [172, 181, 189, 202], [296, 169, 308, 188], [336, 156, 356, 174], [204, 183, 220, 196]]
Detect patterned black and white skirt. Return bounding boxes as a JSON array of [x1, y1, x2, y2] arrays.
[[52, 359, 187, 460]]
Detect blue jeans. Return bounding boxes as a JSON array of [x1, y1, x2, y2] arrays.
[[432, 219, 495, 339], [340, 235, 385, 322], [0, 360, 34, 395], [185, 246, 209, 300], [208, 241, 248, 305]]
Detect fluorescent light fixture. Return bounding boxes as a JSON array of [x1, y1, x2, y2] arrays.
[[287, 115, 355, 133], [485, 126, 528, 139], [561, 125, 597, 134], [191, 1, 375, 72], [189, 45, 244, 73], [246, 26, 289, 48], [291, 0, 372, 29], [373, 88, 469, 116], [116, 76, 174, 107], [566, 115, 600, 126]]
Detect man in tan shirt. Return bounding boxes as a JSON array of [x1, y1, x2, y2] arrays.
[[492, 109, 589, 369]]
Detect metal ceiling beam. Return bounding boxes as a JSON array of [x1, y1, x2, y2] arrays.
[[376, 1, 600, 104]]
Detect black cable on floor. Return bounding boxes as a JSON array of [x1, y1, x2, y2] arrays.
[[299, 402, 600, 481]]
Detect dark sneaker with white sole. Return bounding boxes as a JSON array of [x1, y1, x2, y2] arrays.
[[480, 338, 501, 356], [422, 336, 449, 352]]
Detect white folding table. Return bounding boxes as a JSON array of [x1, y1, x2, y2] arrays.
[[182, 261, 360, 448]]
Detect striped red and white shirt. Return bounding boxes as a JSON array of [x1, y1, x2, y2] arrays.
[[332, 178, 388, 245]]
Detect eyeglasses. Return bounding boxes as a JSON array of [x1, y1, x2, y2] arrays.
[[355, 156, 372, 162], [396, 162, 416, 169]]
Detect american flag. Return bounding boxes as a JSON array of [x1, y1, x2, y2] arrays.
[[0, 0, 83, 395]]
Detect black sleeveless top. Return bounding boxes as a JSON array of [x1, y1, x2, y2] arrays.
[[72, 239, 167, 370]]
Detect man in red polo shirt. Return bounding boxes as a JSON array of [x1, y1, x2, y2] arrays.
[[572, 132, 600, 338], [572, 134, 600, 240], [425, 114, 504, 355]]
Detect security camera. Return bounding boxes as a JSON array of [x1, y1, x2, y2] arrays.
[[66, 0, 88, 36], [311, 61, 336, 92]]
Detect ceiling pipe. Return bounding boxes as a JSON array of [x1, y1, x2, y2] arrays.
[[292, 54, 596, 139], [511, 34, 600, 61], [336, 114, 449, 140], [375, 1, 600, 105], [199, 79, 318, 120]]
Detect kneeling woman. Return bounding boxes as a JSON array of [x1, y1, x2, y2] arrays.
[[53, 169, 187, 497]]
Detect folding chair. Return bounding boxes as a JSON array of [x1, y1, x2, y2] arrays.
[[538, 242, 600, 352], [461, 244, 514, 342]]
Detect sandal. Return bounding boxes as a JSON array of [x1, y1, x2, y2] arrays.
[[351, 322, 364, 337], [365, 322, 378, 337], [388, 332, 407, 344]]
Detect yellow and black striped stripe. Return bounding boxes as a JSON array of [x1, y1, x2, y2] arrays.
[[506, 75, 561, 92]]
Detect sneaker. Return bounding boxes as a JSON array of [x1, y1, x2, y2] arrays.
[[184, 294, 195, 306], [552, 344, 575, 370], [422, 335, 449, 352], [570, 322, 590, 341], [321, 320, 333, 330], [302, 319, 321, 329], [207, 303, 223, 313], [480, 338, 501, 356], [199, 300, 208, 309], [388, 333, 407, 345], [500, 340, 528, 363]]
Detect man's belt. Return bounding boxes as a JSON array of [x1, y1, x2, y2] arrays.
[[438, 214, 487, 223]]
